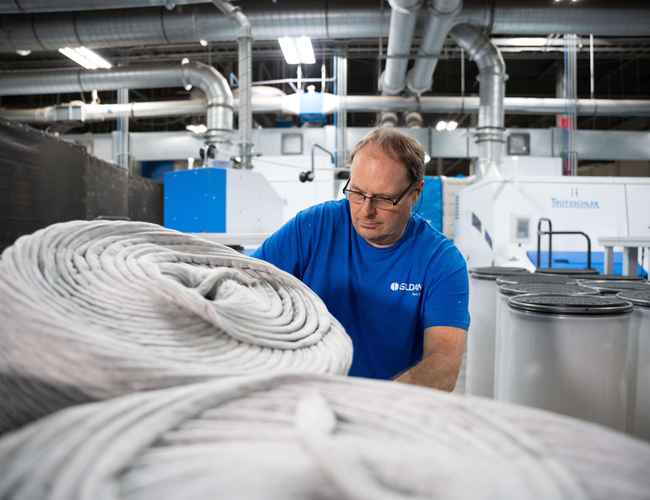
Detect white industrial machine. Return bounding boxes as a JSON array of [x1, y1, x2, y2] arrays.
[[455, 158, 650, 273]]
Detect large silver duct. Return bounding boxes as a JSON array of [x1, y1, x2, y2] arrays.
[[450, 23, 506, 177], [0, 0, 209, 13], [380, 0, 420, 96], [406, 0, 462, 95], [0, 61, 233, 146], [344, 96, 650, 117], [7, 96, 650, 124], [213, 0, 253, 169], [1, 1, 650, 52]]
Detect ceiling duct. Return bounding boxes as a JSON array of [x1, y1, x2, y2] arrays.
[[2, 1, 649, 53], [0, 0, 209, 13], [6, 95, 650, 124], [380, 0, 420, 97], [378, 0, 421, 127], [212, 0, 253, 169], [407, 0, 462, 95], [450, 23, 507, 177], [0, 61, 233, 147]]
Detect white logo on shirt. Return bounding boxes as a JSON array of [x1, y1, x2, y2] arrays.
[[390, 282, 422, 296]]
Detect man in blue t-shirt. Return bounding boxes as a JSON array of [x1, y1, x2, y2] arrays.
[[253, 128, 469, 390]]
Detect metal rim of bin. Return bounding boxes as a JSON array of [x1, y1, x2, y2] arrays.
[[616, 290, 650, 308], [470, 267, 530, 281], [578, 280, 650, 294], [576, 274, 646, 282], [496, 274, 576, 286], [508, 293, 634, 316], [499, 284, 599, 297], [535, 268, 600, 276]]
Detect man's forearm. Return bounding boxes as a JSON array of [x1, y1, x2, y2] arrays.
[[394, 351, 462, 391]]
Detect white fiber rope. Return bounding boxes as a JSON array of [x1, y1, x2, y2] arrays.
[[1, 373, 649, 499], [0, 220, 352, 433]]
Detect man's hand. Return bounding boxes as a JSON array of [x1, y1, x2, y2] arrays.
[[394, 326, 466, 391]]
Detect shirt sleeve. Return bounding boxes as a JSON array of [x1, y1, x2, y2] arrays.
[[422, 245, 470, 331], [251, 210, 310, 279]]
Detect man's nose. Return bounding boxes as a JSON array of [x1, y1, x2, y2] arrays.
[[360, 197, 377, 216]]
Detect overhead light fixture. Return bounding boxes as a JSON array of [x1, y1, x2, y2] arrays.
[[16, 49, 31, 56], [435, 120, 447, 132], [447, 120, 458, 131], [186, 124, 208, 135], [199, 39, 208, 47], [278, 36, 315, 65], [58, 47, 112, 70]]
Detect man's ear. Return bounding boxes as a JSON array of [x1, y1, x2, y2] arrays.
[[413, 180, 425, 199]]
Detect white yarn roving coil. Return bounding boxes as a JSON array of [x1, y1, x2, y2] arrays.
[[0, 220, 352, 433], [1, 373, 649, 500]]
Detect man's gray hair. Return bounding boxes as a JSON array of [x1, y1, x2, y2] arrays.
[[350, 128, 425, 184]]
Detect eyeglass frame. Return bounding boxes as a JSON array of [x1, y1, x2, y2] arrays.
[[342, 178, 417, 208]]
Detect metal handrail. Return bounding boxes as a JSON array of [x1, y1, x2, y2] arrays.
[[536, 218, 553, 268], [537, 229, 593, 271]]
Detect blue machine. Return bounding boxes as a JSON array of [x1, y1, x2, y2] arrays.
[[164, 168, 227, 232], [413, 176, 443, 233], [163, 167, 283, 234]]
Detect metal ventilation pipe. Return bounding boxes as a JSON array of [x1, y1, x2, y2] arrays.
[[0, 0, 209, 12], [381, 0, 420, 96], [8, 95, 650, 124], [0, 61, 233, 148], [378, 0, 421, 127], [450, 24, 507, 177], [404, 111, 424, 128], [2, 2, 650, 53], [407, 0, 462, 95], [213, 0, 253, 169]]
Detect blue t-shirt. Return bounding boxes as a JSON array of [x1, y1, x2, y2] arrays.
[[252, 199, 470, 379]]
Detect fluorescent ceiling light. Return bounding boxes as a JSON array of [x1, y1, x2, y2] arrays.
[[186, 124, 207, 135], [278, 37, 300, 64], [295, 36, 315, 64], [16, 49, 31, 56], [59, 46, 112, 70], [496, 37, 552, 47], [278, 36, 315, 65]]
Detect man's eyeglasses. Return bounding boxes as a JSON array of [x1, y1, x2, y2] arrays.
[[342, 178, 415, 210]]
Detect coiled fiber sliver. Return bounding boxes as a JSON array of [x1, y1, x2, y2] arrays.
[[0, 220, 352, 433], [1, 373, 649, 500]]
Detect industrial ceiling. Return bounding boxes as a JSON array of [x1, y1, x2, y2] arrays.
[[1, 0, 649, 134]]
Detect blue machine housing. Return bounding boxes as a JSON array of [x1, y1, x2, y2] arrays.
[[164, 168, 227, 232], [413, 176, 443, 233]]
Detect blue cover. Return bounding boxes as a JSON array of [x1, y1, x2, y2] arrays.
[[527, 250, 648, 278], [163, 168, 227, 232], [413, 176, 443, 232], [299, 90, 326, 124]]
